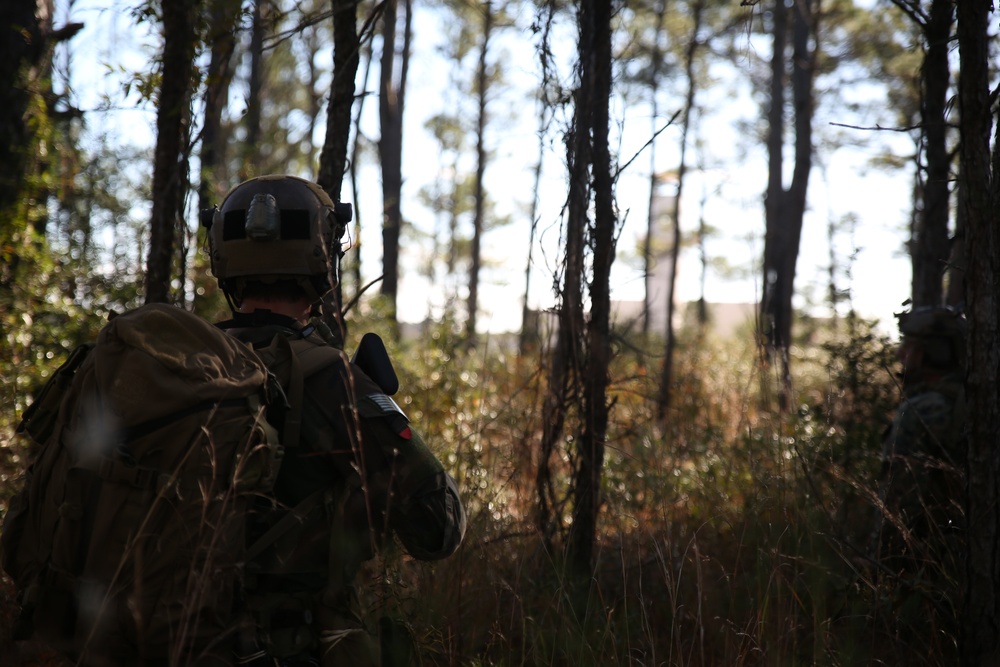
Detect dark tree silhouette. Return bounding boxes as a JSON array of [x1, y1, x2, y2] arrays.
[[465, 0, 493, 345], [568, 0, 615, 583], [891, 0, 955, 309], [759, 0, 816, 406], [535, 0, 616, 584], [316, 0, 363, 344], [146, 0, 198, 305], [956, 2, 1000, 663], [378, 0, 411, 334], [197, 0, 240, 215]]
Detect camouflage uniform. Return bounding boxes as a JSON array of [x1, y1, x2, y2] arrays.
[[878, 373, 965, 559], [223, 311, 466, 667], [874, 307, 966, 580], [204, 175, 465, 666]]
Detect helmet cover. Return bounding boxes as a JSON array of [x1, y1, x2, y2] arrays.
[[206, 175, 346, 304], [897, 305, 968, 369]]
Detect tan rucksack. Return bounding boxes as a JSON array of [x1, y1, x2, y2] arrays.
[[1, 303, 286, 666]]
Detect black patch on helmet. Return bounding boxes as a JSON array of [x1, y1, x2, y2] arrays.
[[280, 210, 311, 240], [223, 209, 247, 240]]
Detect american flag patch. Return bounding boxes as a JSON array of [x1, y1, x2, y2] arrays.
[[367, 393, 406, 417]]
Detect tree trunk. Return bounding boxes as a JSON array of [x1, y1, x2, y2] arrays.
[[695, 175, 709, 328], [318, 0, 360, 201], [537, 1, 589, 553], [316, 0, 361, 345], [523, 0, 557, 357], [146, 0, 197, 305], [465, 0, 492, 346], [759, 0, 815, 406], [912, 0, 954, 308], [519, 94, 545, 356], [947, 166, 967, 306], [957, 2, 1000, 663], [0, 0, 45, 217], [303, 26, 322, 173], [378, 0, 410, 333], [657, 0, 704, 422], [238, 0, 265, 181], [536, 304, 572, 551], [761, 0, 788, 352], [567, 0, 613, 584], [191, 0, 238, 315], [348, 45, 375, 301], [197, 0, 239, 213], [0, 0, 66, 338], [642, 0, 665, 338]]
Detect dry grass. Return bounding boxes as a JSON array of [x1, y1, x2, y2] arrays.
[[0, 316, 959, 666]]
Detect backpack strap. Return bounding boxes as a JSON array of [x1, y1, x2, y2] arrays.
[[261, 334, 344, 451], [243, 488, 327, 565], [291, 339, 347, 378], [273, 335, 305, 450]]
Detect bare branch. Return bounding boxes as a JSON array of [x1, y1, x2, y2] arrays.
[[615, 108, 682, 179], [829, 121, 921, 133]]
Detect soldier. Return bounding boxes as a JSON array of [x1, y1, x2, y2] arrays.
[[874, 305, 966, 576], [205, 174, 466, 666]]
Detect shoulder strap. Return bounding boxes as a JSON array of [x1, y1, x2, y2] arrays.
[[243, 488, 326, 564], [263, 334, 344, 450], [289, 337, 345, 377]]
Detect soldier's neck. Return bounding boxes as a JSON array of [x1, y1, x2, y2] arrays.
[[240, 297, 311, 324]]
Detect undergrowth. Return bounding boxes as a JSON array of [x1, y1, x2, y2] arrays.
[[0, 311, 958, 666]]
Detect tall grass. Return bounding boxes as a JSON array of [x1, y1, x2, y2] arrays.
[[1, 313, 958, 665], [369, 314, 955, 666]]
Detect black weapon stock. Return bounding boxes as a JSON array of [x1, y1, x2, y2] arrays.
[[351, 332, 399, 395]]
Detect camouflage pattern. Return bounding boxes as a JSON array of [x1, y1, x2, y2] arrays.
[[223, 312, 466, 667], [874, 309, 967, 578]]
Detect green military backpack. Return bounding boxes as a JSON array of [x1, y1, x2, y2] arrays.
[[0, 303, 286, 666]]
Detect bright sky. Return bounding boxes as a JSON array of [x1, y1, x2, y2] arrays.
[[62, 0, 916, 338]]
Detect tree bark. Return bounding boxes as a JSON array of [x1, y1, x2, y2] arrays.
[[191, 0, 238, 315], [378, 0, 410, 332], [465, 1, 492, 346], [0, 0, 62, 324], [759, 0, 815, 405], [348, 50, 375, 301], [761, 0, 788, 350], [947, 165, 967, 307], [238, 0, 265, 181], [145, 0, 197, 305], [318, 0, 360, 201], [197, 0, 239, 213], [642, 0, 665, 338], [316, 0, 362, 344], [957, 1, 1000, 663], [567, 0, 613, 584], [912, 0, 954, 308], [0, 0, 42, 216], [520, 94, 544, 356], [537, 0, 589, 553], [657, 0, 704, 422]]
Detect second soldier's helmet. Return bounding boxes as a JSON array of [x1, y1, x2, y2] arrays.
[[204, 175, 352, 307], [897, 305, 968, 370]]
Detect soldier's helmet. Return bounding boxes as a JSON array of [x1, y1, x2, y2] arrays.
[[897, 305, 968, 370], [203, 175, 352, 307]]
